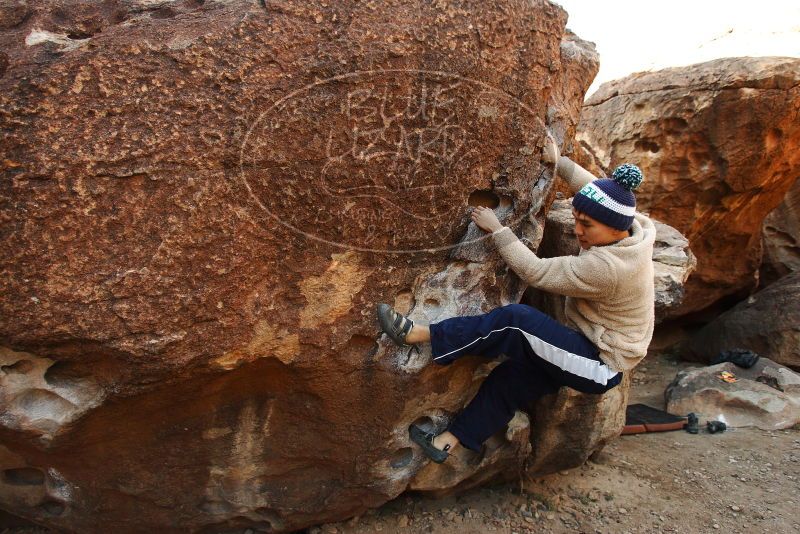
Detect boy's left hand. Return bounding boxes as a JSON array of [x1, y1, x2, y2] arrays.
[[471, 206, 503, 233]]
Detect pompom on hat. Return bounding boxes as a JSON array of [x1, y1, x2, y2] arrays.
[[571, 163, 644, 231]]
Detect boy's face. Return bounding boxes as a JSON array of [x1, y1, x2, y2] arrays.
[[571, 208, 627, 250]]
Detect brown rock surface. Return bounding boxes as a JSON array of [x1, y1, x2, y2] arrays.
[[0, 1, 607, 532], [576, 57, 800, 316], [685, 271, 800, 371], [525, 372, 633, 475], [762, 176, 800, 286]]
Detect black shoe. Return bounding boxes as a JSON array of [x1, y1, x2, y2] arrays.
[[710, 349, 760, 369], [377, 303, 417, 348], [706, 420, 727, 434], [684, 412, 699, 434], [409, 425, 450, 464]]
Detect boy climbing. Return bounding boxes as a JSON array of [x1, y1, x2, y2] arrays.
[[377, 134, 656, 463]]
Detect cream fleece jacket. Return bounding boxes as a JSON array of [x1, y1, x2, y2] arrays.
[[490, 155, 656, 372]]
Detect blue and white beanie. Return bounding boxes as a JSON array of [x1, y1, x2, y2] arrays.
[[571, 163, 643, 231]]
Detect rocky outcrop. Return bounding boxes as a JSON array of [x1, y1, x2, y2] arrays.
[[576, 57, 800, 316], [665, 359, 800, 430], [685, 271, 800, 371], [762, 177, 800, 286], [525, 199, 696, 324], [526, 372, 633, 474], [0, 1, 604, 532]]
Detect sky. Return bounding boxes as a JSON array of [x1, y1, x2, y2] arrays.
[[553, 0, 800, 98]]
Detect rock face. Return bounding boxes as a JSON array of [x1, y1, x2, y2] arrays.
[[0, 1, 604, 532], [762, 177, 800, 287], [576, 57, 800, 316], [526, 372, 633, 475], [685, 271, 800, 371], [525, 199, 696, 324], [665, 359, 800, 430]]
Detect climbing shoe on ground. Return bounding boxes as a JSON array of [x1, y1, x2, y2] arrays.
[[377, 303, 416, 348], [684, 412, 699, 434], [409, 424, 450, 464], [707, 420, 727, 434], [710, 348, 760, 369]]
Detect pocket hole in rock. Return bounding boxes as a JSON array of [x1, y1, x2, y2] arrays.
[[65, 30, 96, 39], [410, 415, 435, 433], [44, 360, 85, 388], [634, 139, 660, 153], [423, 298, 440, 311], [38, 500, 65, 516], [389, 447, 414, 468], [394, 289, 415, 314], [468, 190, 499, 209], [1, 360, 34, 374], [3, 468, 45, 486]]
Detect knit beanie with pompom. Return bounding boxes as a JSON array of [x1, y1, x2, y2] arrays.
[[571, 163, 643, 231]]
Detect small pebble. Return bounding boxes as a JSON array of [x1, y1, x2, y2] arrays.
[[618, 508, 628, 515]]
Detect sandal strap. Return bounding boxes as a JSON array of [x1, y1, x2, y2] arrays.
[[392, 311, 414, 342]]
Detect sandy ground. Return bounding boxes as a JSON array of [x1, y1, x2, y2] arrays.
[[3, 349, 799, 534]]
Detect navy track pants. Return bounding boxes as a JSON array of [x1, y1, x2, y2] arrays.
[[428, 303, 623, 452]]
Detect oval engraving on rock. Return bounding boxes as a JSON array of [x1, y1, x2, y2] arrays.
[[240, 69, 546, 253]]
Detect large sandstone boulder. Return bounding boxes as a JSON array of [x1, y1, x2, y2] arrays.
[[665, 359, 800, 430], [762, 177, 800, 286], [0, 1, 605, 532], [525, 372, 633, 474], [576, 57, 800, 316], [685, 271, 800, 371]]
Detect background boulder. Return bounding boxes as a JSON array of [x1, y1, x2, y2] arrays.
[[761, 177, 800, 287], [665, 359, 800, 430], [685, 271, 800, 371], [575, 57, 800, 317]]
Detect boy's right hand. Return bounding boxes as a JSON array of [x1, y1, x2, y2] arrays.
[[542, 131, 559, 164]]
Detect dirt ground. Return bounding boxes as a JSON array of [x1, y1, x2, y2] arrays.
[[311, 347, 800, 534], [3, 348, 798, 534]]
